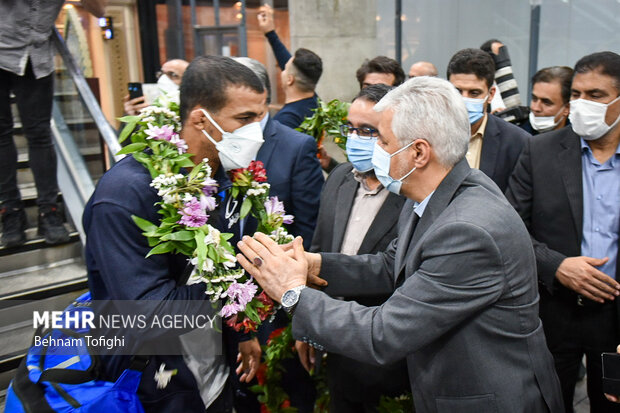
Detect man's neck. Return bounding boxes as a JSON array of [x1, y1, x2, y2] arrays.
[[181, 129, 221, 176], [363, 174, 381, 191], [586, 126, 620, 164], [470, 114, 486, 136], [555, 117, 567, 130], [285, 88, 315, 104], [401, 165, 450, 203]]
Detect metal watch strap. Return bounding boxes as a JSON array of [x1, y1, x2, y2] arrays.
[[282, 285, 306, 314]]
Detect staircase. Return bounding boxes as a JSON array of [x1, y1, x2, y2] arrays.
[[0, 29, 121, 408]]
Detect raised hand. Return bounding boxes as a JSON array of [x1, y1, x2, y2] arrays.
[[257, 4, 276, 34]]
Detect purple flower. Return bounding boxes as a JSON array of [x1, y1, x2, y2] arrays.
[[226, 280, 258, 307], [177, 197, 208, 227], [202, 178, 219, 196], [169, 135, 188, 154], [221, 302, 243, 318], [264, 196, 285, 216], [145, 124, 176, 142], [264, 196, 294, 224]]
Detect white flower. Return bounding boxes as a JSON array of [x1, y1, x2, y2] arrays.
[[201, 258, 215, 273], [186, 274, 205, 286], [204, 226, 221, 246], [154, 364, 177, 389]]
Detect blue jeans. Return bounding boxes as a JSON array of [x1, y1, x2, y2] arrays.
[[0, 60, 58, 210]]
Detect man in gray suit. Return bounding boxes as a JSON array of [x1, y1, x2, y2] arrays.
[[236, 77, 564, 413]]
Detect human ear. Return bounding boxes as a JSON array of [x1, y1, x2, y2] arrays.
[[487, 85, 497, 103], [412, 139, 431, 168]]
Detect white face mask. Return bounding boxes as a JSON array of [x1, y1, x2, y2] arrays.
[[528, 105, 566, 132], [569, 96, 620, 141], [157, 74, 179, 95], [200, 109, 264, 171]]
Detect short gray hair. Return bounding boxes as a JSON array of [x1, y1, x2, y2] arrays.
[[232, 57, 271, 104], [374, 76, 470, 168]]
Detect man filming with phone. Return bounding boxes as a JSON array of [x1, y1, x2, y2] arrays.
[[123, 59, 189, 116]]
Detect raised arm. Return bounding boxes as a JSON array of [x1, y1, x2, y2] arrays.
[[258, 4, 292, 70]]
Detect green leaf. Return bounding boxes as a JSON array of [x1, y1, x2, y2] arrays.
[[240, 197, 252, 219], [118, 117, 139, 143], [195, 231, 206, 268], [231, 187, 239, 199], [116, 142, 147, 156], [206, 245, 219, 262], [118, 115, 140, 123], [132, 215, 158, 233], [244, 304, 261, 323], [162, 230, 194, 241], [146, 241, 174, 257], [188, 163, 202, 180], [175, 158, 195, 168]]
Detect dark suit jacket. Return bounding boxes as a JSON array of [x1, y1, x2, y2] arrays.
[[249, 117, 324, 249], [309, 162, 405, 267], [293, 159, 564, 413], [308, 162, 409, 404], [480, 114, 530, 192], [505, 126, 620, 348]]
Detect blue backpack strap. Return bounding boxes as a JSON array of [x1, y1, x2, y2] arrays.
[[9, 353, 56, 413]]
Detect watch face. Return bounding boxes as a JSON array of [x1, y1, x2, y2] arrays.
[[282, 290, 298, 307]]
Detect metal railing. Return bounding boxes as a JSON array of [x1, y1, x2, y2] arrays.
[[51, 28, 122, 243]]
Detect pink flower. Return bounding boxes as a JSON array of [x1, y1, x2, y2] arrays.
[[145, 124, 176, 142], [177, 197, 208, 227], [221, 302, 243, 318], [169, 135, 188, 154], [226, 279, 258, 307]]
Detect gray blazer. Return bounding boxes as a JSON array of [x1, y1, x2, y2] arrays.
[[292, 159, 564, 413]]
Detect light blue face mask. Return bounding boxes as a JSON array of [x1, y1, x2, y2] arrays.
[[462, 94, 488, 124], [346, 133, 377, 172], [371, 141, 416, 195]]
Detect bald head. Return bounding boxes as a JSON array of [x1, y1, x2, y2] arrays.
[[161, 59, 190, 85], [408, 61, 438, 78]]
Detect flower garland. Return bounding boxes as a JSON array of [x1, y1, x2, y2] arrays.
[[117, 93, 291, 332], [250, 325, 329, 413], [250, 326, 411, 413]]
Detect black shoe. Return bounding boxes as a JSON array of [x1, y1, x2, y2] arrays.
[[38, 206, 70, 245], [1, 207, 27, 248]]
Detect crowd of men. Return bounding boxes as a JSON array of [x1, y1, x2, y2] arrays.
[[1, 2, 619, 413]]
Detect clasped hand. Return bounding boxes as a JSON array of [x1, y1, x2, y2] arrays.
[[236, 233, 327, 303]]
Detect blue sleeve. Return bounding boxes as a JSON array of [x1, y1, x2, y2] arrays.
[[87, 202, 213, 339], [265, 30, 292, 70], [288, 135, 324, 249]]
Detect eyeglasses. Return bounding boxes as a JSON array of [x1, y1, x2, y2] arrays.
[[339, 124, 378, 138], [156, 70, 182, 80]]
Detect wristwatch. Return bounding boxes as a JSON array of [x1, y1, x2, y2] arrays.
[[281, 285, 307, 314]]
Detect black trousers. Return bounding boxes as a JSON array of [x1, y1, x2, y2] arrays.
[[549, 300, 620, 413], [0, 61, 58, 210]]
